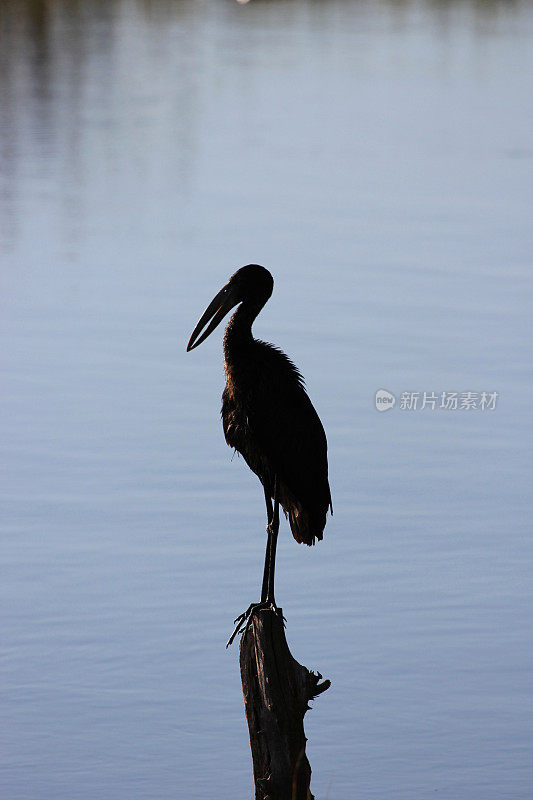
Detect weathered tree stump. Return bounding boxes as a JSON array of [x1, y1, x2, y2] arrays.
[[239, 608, 330, 800]]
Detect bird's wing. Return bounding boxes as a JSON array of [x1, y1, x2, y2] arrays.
[[245, 345, 331, 516]]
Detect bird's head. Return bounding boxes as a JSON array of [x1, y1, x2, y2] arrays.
[[187, 265, 273, 351]]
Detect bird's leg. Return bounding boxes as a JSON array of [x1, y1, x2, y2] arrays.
[[226, 478, 282, 648], [265, 478, 280, 606], [260, 484, 274, 603]]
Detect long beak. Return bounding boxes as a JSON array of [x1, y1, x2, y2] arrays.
[[186, 284, 240, 351]]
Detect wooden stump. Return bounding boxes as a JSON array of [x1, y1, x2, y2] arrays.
[[239, 608, 330, 800]]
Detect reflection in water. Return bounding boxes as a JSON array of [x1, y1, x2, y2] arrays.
[[1, 2, 532, 800], [0, 0, 527, 248], [0, 0, 204, 251]]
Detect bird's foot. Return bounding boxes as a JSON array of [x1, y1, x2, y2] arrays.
[[226, 600, 284, 648]]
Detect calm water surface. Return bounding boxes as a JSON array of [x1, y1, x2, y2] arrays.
[[1, 1, 532, 798]]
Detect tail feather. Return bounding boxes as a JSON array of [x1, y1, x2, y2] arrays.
[[288, 504, 326, 546]]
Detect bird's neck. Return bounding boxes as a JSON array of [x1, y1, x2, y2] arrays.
[[223, 300, 262, 362]]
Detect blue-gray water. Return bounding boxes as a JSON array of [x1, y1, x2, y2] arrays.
[[1, 1, 532, 798]]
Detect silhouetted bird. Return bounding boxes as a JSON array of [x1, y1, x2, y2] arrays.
[[187, 265, 332, 644]]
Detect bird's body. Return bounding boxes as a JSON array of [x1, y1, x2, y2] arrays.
[[187, 264, 331, 641], [222, 309, 331, 545]]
